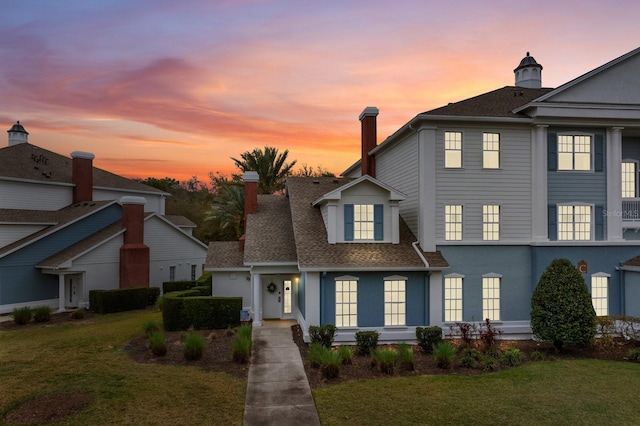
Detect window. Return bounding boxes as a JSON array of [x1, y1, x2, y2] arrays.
[[482, 275, 501, 321], [384, 278, 406, 326], [483, 205, 500, 241], [335, 279, 357, 327], [445, 205, 463, 241], [622, 161, 637, 198], [591, 275, 608, 316], [483, 133, 500, 169], [344, 204, 383, 241], [444, 275, 463, 322], [444, 131, 462, 168], [169, 266, 176, 281], [558, 205, 591, 241], [283, 280, 292, 314], [558, 135, 591, 171], [190, 264, 197, 281]]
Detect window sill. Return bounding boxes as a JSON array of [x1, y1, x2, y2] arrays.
[[383, 326, 408, 330]]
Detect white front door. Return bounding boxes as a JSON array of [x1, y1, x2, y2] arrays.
[[65, 275, 81, 308], [262, 279, 282, 319]]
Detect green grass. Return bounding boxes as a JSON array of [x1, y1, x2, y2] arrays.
[[313, 359, 640, 425], [0, 309, 245, 425]]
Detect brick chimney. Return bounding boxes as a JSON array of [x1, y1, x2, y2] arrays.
[[360, 107, 379, 177], [71, 151, 95, 203], [119, 196, 150, 289], [240, 171, 259, 251]]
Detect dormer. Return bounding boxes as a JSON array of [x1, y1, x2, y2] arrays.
[[312, 175, 406, 244]]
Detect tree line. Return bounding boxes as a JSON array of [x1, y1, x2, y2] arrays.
[[136, 146, 335, 243]]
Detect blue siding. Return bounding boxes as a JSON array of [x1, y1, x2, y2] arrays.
[[298, 272, 306, 318], [531, 246, 640, 317], [437, 246, 532, 321], [0, 204, 122, 305], [624, 270, 640, 317], [320, 271, 428, 327]]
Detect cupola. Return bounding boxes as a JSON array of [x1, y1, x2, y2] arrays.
[[514, 52, 543, 88], [7, 121, 28, 146]]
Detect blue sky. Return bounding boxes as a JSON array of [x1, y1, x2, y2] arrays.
[[2, 0, 639, 181]]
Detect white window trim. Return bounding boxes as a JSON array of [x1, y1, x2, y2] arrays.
[[335, 276, 358, 328], [444, 203, 464, 241], [557, 202, 595, 241], [590, 273, 610, 316], [383, 276, 407, 327], [482, 204, 500, 241], [482, 132, 501, 169], [622, 159, 639, 199], [482, 274, 501, 321], [444, 274, 464, 323], [557, 132, 594, 172], [444, 131, 463, 169]]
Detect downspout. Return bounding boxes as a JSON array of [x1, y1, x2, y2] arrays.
[[412, 241, 430, 268], [619, 264, 625, 315], [413, 241, 430, 326]]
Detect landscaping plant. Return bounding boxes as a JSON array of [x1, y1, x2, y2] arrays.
[[308, 343, 326, 368], [628, 348, 640, 363], [530, 258, 597, 351], [337, 345, 353, 365], [183, 331, 206, 361], [396, 343, 415, 371], [231, 325, 252, 363], [11, 306, 32, 325], [502, 347, 524, 366], [148, 331, 167, 356], [355, 330, 379, 355], [416, 326, 442, 353], [478, 318, 502, 349], [143, 319, 162, 336], [320, 349, 341, 379], [309, 324, 337, 348], [460, 347, 482, 369], [32, 306, 52, 323], [433, 341, 456, 369], [371, 348, 396, 375]]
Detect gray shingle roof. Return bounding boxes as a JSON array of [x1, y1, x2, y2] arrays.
[[164, 215, 196, 228], [0, 143, 166, 194], [206, 241, 247, 269], [244, 195, 297, 264], [423, 86, 553, 118]]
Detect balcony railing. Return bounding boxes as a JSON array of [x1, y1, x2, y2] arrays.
[[622, 198, 640, 222]]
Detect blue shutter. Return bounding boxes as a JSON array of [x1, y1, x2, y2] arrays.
[[595, 205, 604, 240], [374, 204, 383, 241], [594, 133, 604, 172], [548, 204, 557, 241], [548, 132, 557, 171], [344, 204, 354, 241]]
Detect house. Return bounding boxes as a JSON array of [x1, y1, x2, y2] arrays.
[[0, 123, 208, 314], [206, 47, 640, 342]]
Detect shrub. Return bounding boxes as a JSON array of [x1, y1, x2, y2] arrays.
[[396, 343, 415, 371], [32, 306, 51, 323], [148, 331, 167, 356], [319, 350, 341, 379], [307, 343, 326, 368], [337, 345, 353, 365], [485, 346, 502, 359], [147, 287, 161, 305], [156, 296, 164, 311], [416, 326, 442, 353], [371, 348, 396, 375], [237, 324, 252, 340], [183, 332, 205, 361], [502, 347, 525, 366], [460, 347, 482, 369], [627, 348, 640, 362], [433, 341, 456, 369], [12, 307, 32, 325], [70, 309, 85, 320], [530, 258, 597, 351], [449, 322, 477, 347], [143, 319, 162, 336], [482, 355, 499, 372], [162, 292, 242, 331], [231, 332, 251, 363], [89, 287, 149, 314], [308, 324, 337, 348], [355, 331, 379, 355], [530, 350, 547, 361], [478, 318, 502, 349]]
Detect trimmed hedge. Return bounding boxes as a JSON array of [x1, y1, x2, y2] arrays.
[[162, 272, 212, 294], [147, 287, 161, 305], [162, 290, 242, 331], [89, 287, 149, 314]]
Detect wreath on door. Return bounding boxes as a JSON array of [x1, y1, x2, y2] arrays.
[[267, 282, 277, 293]]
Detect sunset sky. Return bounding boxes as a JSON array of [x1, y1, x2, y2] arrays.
[[2, 1, 640, 183]]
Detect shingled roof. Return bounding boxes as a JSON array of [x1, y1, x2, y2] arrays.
[[0, 143, 166, 194], [423, 86, 553, 118], [244, 195, 297, 265]]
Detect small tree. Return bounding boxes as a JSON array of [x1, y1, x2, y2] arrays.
[[530, 258, 597, 350]]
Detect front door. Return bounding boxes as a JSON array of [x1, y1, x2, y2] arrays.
[[65, 275, 81, 308], [262, 279, 282, 319]]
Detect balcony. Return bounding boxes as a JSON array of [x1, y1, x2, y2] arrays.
[[622, 198, 640, 228]]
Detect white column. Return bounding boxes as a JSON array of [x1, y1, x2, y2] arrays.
[[327, 202, 337, 244], [418, 126, 437, 251], [252, 273, 262, 326], [429, 271, 443, 326], [532, 125, 548, 241], [57, 275, 66, 312], [391, 201, 400, 244], [607, 127, 624, 241]]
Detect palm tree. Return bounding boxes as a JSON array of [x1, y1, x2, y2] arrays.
[[231, 146, 297, 194], [206, 182, 245, 240]]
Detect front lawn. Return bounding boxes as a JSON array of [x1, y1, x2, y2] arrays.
[[0, 309, 246, 425], [313, 359, 640, 425]]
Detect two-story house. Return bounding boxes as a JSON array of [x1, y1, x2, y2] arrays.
[[207, 47, 640, 342], [0, 123, 208, 314]]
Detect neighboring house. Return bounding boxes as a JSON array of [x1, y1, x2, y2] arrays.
[[0, 123, 208, 313], [207, 47, 640, 342]]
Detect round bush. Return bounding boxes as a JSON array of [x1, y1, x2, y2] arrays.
[[530, 258, 597, 351]]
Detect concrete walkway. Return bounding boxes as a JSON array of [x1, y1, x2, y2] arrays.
[[243, 320, 321, 426]]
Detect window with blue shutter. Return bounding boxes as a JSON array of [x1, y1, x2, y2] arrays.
[[548, 204, 557, 241], [344, 204, 354, 241], [595, 205, 605, 240], [548, 133, 558, 171], [374, 204, 383, 241], [594, 133, 604, 172]]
